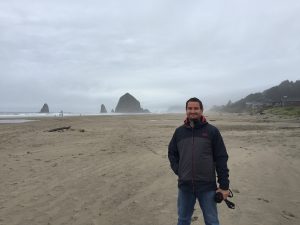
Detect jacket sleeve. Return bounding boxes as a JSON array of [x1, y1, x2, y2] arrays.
[[168, 130, 179, 175], [212, 128, 230, 190]]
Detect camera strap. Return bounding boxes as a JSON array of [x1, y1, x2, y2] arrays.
[[224, 189, 235, 209], [224, 199, 235, 209]]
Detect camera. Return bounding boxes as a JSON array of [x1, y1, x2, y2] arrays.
[[214, 192, 224, 203]]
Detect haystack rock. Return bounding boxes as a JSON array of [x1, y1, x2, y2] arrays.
[[40, 103, 49, 113], [100, 104, 107, 113], [115, 93, 150, 113]]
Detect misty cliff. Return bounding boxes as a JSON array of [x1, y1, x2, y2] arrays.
[[212, 80, 300, 112]]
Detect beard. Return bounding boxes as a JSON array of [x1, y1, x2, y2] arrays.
[[188, 113, 201, 120]]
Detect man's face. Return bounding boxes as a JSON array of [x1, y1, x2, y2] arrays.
[[186, 101, 203, 120]]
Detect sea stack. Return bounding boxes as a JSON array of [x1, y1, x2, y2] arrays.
[[40, 103, 49, 113], [100, 104, 107, 113], [115, 93, 150, 113]]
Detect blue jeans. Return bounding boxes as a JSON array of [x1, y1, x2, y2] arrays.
[[177, 188, 220, 225]]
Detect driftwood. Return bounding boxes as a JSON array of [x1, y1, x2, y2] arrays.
[[47, 126, 71, 132]]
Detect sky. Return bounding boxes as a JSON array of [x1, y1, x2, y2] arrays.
[[0, 0, 299, 113]]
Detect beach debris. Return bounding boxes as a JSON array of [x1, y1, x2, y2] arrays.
[[45, 126, 86, 133], [47, 126, 71, 132]]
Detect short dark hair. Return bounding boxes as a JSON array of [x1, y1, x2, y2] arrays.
[[186, 97, 203, 110]]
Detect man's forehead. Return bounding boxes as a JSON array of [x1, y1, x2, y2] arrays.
[[187, 102, 200, 107]]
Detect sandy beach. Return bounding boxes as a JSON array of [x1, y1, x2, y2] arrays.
[[0, 113, 299, 225]]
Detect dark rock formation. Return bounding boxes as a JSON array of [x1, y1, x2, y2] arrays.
[[100, 104, 107, 113], [111, 109, 115, 113], [115, 93, 150, 113], [40, 103, 49, 113]]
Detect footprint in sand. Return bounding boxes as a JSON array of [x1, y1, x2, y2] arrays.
[[52, 185, 64, 193], [232, 188, 240, 193], [191, 216, 198, 222], [257, 197, 270, 203], [281, 210, 296, 220]]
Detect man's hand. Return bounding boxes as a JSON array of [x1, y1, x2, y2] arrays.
[[216, 188, 230, 200]]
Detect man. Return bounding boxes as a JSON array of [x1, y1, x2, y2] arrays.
[[168, 97, 230, 225]]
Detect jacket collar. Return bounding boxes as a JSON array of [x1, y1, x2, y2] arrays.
[[184, 116, 207, 129]]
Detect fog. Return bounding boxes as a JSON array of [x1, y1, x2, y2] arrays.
[[0, 0, 299, 112]]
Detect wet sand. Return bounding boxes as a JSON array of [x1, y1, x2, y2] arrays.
[[0, 113, 299, 225]]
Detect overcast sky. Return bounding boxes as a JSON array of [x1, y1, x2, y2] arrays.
[[0, 0, 299, 113]]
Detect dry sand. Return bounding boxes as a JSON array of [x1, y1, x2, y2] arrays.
[[0, 113, 299, 225]]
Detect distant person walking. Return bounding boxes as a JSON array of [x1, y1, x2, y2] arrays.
[[168, 97, 230, 225]]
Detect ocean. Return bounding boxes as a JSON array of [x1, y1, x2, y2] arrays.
[[0, 112, 155, 123]]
